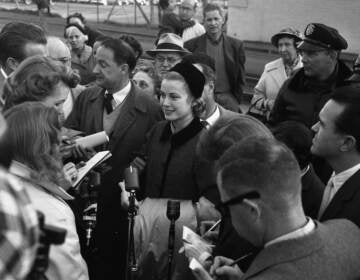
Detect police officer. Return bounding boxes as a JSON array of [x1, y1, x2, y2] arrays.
[[269, 23, 351, 128]]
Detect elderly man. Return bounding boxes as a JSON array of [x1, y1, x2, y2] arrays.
[[193, 137, 360, 280], [65, 37, 162, 279], [0, 22, 47, 110], [185, 3, 246, 112], [146, 33, 189, 93], [46, 36, 85, 119], [269, 23, 351, 127], [179, 0, 205, 43]]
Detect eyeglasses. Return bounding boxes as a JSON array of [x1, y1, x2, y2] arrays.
[[216, 191, 260, 217], [155, 55, 180, 64]]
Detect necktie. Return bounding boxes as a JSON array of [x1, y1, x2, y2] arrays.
[[104, 93, 114, 114], [317, 179, 334, 219], [200, 120, 209, 129]]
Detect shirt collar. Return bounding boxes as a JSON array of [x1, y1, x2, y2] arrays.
[[9, 160, 74, 201], [106, 81, 131, 108], [0, 68, 8, 79], [265, 218, 315, 248], [331, 162, 360, 190], [204, 105, 220, 127]]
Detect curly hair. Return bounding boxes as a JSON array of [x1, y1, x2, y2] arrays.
[[4, 102, 70, 189], [3, 55, 80, 111]]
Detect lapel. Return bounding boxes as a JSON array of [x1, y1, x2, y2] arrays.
[[108, 84, 146, 150], [268, 59, 287, 89], [321, 169, 360, 221], [88, 87, 106, 132], [243, 222, 324, 279]]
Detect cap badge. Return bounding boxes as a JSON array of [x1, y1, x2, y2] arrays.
[[305, 24, 315, 36]]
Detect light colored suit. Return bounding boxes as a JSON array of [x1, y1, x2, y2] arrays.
[[242, 219, 360, 280], [250, 58, 302, 118]]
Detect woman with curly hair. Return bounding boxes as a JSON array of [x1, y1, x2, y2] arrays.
[[3, 55, 80, 117], [5, 102, 89, 280]]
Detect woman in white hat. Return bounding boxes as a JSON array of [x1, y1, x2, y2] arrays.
[[250, 28, 303, 121]]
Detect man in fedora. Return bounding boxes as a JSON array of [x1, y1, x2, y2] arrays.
[[146, 33, 189, 89], [269, 23, 352, 128]]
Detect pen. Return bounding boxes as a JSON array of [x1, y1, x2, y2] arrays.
[[228, 252, 254, 267], [201, 219, 222, 238]]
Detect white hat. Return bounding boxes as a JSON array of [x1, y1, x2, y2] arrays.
[[146, 33, 190, 57]]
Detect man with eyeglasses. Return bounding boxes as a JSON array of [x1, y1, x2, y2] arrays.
[[269, 23, 351, 128], [192, 136, 360, 280], [146, 33, 189, 92]]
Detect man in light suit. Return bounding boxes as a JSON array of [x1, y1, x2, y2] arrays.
[[65, 38, 162, 279], [311, 85, 360, 227], [193, 137, 360, 280], [185, 3, 245, 113]]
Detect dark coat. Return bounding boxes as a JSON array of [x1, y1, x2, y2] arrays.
[[269, 61, 352, 127], [142, 118, 215, 201], [320, 169, 360, 228], [301, 164, 325, 219], [65, 83, 163, 279], [184, 33, 246, 103], [84, 25, 104, 48]]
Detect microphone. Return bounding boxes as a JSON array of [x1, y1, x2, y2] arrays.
[[166, 200, 180, 280]]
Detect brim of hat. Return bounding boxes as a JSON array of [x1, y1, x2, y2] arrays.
[[146, 49, 190, 57], [271, 33, 301, 47], [297, 40, 327, 51]]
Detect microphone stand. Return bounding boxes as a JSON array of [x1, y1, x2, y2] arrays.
[[126, 189, 138, 280], [124, 166, 139, 280], [167, 200, 180, 280]]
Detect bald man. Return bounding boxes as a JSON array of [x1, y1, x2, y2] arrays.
[[179, 0, 205, 42], [47, 36, 85, 119]]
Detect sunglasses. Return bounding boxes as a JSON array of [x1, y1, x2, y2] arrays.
[[216, 191, 260, 217]]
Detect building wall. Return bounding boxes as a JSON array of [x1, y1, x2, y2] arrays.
[[228, 0, 360, 54]]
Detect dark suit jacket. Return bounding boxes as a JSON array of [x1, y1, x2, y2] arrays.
[[65, 83, 163, 279], [320, 169, 360, 227], [301, 165, 324, 219], [218, 104, 240, 119], [243, 220, 360, 280], [184, 34, 246, 103]]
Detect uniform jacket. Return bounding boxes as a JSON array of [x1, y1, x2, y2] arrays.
[[251, 58, 303, 117], [142, 118, 214, 201], [185, 33, 246, 103], [64, 83, 163, 278], [242, 219, 360, 280], [269, 60, 352, 127], [320, 169, 360, 227]]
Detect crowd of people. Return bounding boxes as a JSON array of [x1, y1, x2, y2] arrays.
[[1, 1, 360, 280]]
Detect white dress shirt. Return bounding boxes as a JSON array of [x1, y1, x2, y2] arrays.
[[106, 81, 131, 110], [265, 218, 315, 248]]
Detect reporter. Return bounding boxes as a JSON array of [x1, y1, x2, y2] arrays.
[[5, 102, 89, 280]]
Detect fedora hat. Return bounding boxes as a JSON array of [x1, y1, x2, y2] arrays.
[[146, 33, 190, 57]]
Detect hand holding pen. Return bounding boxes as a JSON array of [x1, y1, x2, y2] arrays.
[[209, 254, 252, 280]]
